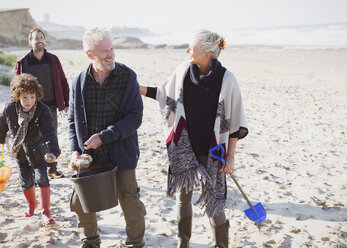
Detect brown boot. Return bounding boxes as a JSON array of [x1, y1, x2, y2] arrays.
[[23, 186, 37, 217], [48, 163, 64, 179], [177, 216, 192, 248], [211, 220, 229, 248], [38, 186, 55, 225]]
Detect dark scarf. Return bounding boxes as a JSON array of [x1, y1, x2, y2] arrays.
[[11, 102, 37, 156], [189, 59, 222, 91]]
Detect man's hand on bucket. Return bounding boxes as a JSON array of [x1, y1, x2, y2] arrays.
[[69, 152, 93, 171], [69, 151, 80, 171]]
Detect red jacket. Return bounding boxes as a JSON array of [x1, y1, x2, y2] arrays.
[[15, 50, 69, 111]]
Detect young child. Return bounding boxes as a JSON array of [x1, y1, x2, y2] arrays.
[[0, 73, 61, 226]]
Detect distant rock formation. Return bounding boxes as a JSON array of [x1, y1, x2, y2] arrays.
[[113, 36, 148, 49], [0, 8, 82, 49], [153, 43, 189, 49], [0, 8, 55, 47], [111, 26, 155, 38], [38, 20, 156, 41], [0, 9, 187, 50], [113, 36, 189, 50], [0, 33, 15, 47]]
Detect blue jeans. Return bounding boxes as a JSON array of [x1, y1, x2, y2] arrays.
[[17, 160, 50, 190]]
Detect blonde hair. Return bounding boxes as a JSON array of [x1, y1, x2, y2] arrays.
[[195, 30, 225, 59], [82, 28, 112, 52]]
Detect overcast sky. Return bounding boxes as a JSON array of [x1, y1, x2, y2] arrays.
[[2, 0, 347, 33]]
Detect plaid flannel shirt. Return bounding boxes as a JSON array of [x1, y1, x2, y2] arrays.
[[84, 63, 129, 166]]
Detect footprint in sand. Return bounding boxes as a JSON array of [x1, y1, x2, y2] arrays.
[[0, 232, 7, 242], [296, 214, 314, 221]]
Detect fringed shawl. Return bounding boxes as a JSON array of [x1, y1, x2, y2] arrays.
[[156, 61, 247, 217]]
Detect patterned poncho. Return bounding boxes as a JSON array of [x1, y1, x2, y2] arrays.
[[156, 61, 247, 217]]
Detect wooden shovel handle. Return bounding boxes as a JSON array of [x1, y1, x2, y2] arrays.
[[231, 174, 251, 204]]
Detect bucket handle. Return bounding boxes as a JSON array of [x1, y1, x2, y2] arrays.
[[77, 161, 81, 178], [76, 152, 90, 178]]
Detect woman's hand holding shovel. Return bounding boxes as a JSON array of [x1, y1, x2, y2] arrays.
[[220, 154, 235, 176]]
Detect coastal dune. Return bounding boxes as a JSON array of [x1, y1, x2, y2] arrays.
[[0, 48, 346, 247]]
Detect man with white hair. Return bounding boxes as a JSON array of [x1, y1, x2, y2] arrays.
[[68, 28, 146, 248]]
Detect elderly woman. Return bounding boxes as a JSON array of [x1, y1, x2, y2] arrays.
[[140, 30, 248, 248]]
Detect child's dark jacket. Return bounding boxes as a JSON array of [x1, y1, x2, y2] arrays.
[[0, 101, 61, 166]]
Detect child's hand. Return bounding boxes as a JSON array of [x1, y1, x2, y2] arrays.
[[44, 153, 57, 163]]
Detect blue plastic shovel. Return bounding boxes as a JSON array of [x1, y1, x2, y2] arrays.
[[209, 144, 266, 223]]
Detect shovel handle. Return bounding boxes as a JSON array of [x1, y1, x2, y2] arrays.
[[209, 145, 252, 206], [231, 174, 251, 204]]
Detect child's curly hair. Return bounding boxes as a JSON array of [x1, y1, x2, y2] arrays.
[[11, 74, 43, 101]]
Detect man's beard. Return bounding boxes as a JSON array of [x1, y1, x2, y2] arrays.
[[34, 44, 45, 52], [94, 58, 115, 72]]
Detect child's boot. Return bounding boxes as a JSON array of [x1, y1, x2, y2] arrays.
[[23, 186, 37, 217], [38, 186, 55, 225]]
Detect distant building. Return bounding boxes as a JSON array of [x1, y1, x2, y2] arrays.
[[44, 13, 50, 23]]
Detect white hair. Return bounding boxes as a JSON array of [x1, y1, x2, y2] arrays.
[[82, 28, 112, 52], [195, 30, 224, 59]]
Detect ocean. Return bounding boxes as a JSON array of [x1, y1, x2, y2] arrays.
[[142, 23, 347, 49]]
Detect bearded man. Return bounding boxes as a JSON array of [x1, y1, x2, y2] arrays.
[[15, 27, 69, 179], [68, 28, 146, 248]]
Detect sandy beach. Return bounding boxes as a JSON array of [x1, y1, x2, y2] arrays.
[[0, 48, 346, 247]]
